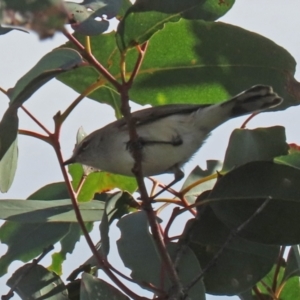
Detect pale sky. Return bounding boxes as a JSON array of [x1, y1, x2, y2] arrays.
[[0, 1, 300, 299]]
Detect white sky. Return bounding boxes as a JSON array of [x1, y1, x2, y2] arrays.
[[0, 0, 300, 299]]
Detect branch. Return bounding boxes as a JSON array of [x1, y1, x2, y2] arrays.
[[127, 42, 148, 87], [18, 129, 51, 144], [62, 29, 121, 91], [119, 84, 183, 298], [21, 105, 52, 135], [2, 245, 54, 300], [51, 115, 148, 300]]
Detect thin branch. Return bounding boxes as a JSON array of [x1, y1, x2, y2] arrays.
[[51, 117, 148, 300], [259, 280, 279, 300], [2, 245, 54, 300], [18, 129, 51, 144], [21, 105, 52, 135], [0, 86, 7, 95], [119, 83, 183, 298], [185, 197, 271, 293], [62, 28, 121, 90], [240, 112, 259, 129], [59, 80, 103, 123], [127, 42, 148, 87]]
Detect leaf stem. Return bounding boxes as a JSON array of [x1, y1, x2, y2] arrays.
[[127, 42, 148, 87], [180, 172, 218, 195], [240, 112, 259, 128], [59, 80, 103, 123], [62, 29, 121, 90], [0, 86, 7, 95]]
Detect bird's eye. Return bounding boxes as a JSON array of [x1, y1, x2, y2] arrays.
[[80, 140, 90, 152]]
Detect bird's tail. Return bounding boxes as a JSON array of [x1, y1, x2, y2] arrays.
[[194, 85, 282, 131], [224, 85, 282, 118]]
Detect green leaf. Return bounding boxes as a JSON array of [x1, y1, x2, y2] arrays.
[[80, 272, 129, 300], [275, 151, 300, 170], [0, 182, 104, 277], [181, 160, 222, 203], [117, 211, 205, 299], [6, 264, 68, 300], [0, 105, 18, 162], [8, 48, 84, 106], [116, 0, 235, 51], [68, 163, 137, 202], [279, 276, 300, 299], [58, 20, 299, 112], [65, 0, 122, 36], [209, 161, 300, 245], [0, 0, 68, 38], [0, 199, 105, 222], [0, 222, 71, 277], [223, 126, 288, 171]]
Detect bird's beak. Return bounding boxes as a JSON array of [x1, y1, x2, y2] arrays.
[[63, 157, 76, 166]]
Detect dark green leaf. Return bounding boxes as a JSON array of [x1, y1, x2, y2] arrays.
[[223, 126, 288, 171], [209, 161, 300, 245], [80, 272, 129, 300], [1, 0, 68, 38], [58, 20, 299, 112], [0, 199, 105, 222], [0, 103, 19, 192], [6, 264, 68, 300], [182, 206, 279, 295], [117, 211, 205, 299], [116, 0, 235, 51]]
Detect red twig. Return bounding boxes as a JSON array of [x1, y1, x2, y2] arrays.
[[127, 42, 148, 87], [21, 105, 52, 135], [240, 112, 258, 128], [51, 113, 147, 300], [62, 28, 121, 91]]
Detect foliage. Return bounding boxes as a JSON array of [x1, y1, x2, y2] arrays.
[[1, 0, 300, 299]]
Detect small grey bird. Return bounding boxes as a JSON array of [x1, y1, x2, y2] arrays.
[[64, 85, 282, 182]]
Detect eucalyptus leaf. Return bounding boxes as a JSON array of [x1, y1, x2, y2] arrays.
[[209, 161, 300, 245]]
